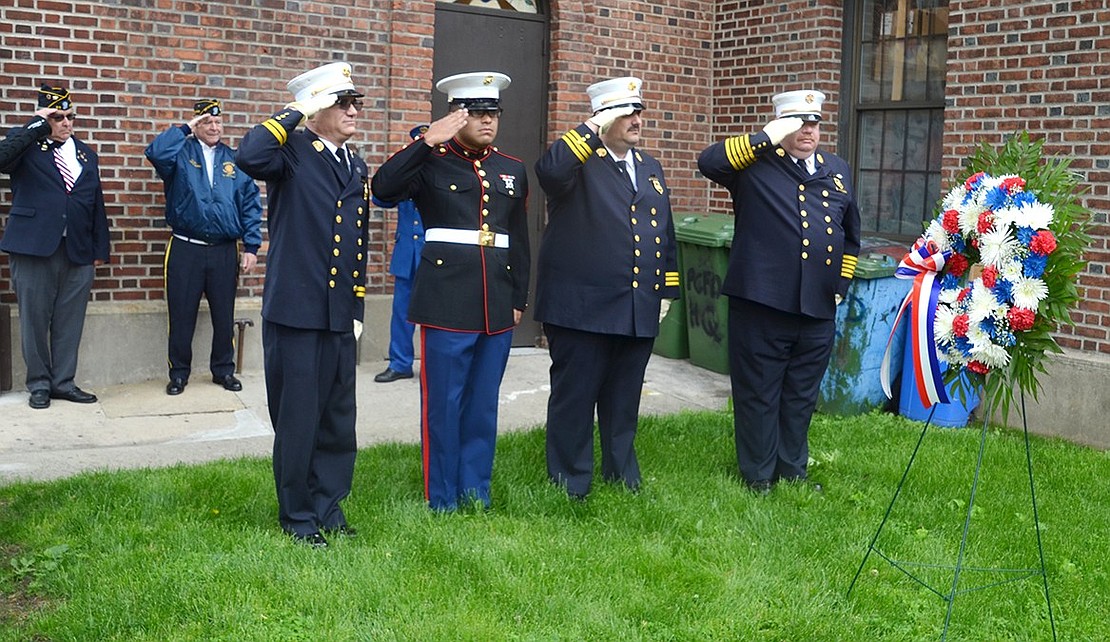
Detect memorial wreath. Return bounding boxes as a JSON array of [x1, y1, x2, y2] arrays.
[[884, 133, 1091, 421]]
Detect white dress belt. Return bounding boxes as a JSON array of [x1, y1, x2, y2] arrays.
[[172, 233, 213, 246], [424, 227, 509, 249]]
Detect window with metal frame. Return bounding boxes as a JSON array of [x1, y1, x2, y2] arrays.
[[853, 0, 948, 237]]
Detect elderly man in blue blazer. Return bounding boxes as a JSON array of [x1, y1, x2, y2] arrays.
[[1, 85, 110, 410]]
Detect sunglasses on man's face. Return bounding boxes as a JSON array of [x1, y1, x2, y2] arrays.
[[49, 113, 76, 122], [335, 98, 364, 110]]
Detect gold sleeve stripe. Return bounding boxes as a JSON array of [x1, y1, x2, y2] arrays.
[[261, 119, 287, 145], [664, 271, 680, 287], [724, 136, 756, 170], [841, 254, 859, 279], [561, 130, 592, 163]]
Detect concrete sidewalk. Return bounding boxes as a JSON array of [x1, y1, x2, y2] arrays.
[[0, 349, 732, 484]]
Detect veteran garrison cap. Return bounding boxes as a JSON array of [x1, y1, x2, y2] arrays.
[[587, 77, 644, 114], [772, 89, 825, 122], [193, 99, 221, 117], [436, 72, 511, 111], [38, 85, 71, 110]]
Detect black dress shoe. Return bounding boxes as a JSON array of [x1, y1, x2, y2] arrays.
[[50, 387, 98, 404], [747, 479, 774, 496], [324, 525, 357, 538], [290, 531, 328, 549], [29, 390, 50, 409], [166, 378, 187, 396], [212, 374, 242, 391], [374, 367, 413, 383]]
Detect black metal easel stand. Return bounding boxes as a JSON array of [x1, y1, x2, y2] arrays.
[[847, 392, 1056, 641]]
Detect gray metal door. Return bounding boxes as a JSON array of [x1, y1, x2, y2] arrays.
[[433, 3, 548, 347]]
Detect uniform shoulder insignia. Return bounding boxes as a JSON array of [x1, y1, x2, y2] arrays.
[[634, 151, 643, 162], [775, 148, 786, 157], [816, 153, 825, 164], [312, 140, 325, 152], [597, 148, 608, 158]]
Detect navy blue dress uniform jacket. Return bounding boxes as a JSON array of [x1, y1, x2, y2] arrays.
[[698, 131, 860, 320], [534, 124, 680, 337], [0, 116, 50, 168], [236, 109, 370, 332], [145, 125, 263, 253], [1, 128, 110, 265], [370, 137, 530, 334]]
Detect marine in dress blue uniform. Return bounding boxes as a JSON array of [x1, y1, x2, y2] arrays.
[[698, 90, 861, 492], [1, 85, 110, 409], [235, 63, 369, 547], [371, 72, 530, 512], [534, 76, 680, 499], [373, 124, 428, 384], [145, 99, 263, 396]]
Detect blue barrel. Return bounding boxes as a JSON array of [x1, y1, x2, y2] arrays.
[[898, 322, 980, 427], [816, 254, 910, 415]]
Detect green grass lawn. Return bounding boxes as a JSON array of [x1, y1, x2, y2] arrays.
[[1, 409, 1107, 641]]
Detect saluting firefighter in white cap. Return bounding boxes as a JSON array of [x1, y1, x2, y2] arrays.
[[534, 76, 680, 501], [371, 71, 530, 513], [236, 62, 369, 547], [698, 89, 861, 495]]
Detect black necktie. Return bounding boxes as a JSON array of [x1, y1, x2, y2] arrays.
[[795, 157, 808, 175], [619, 160, 635, 189], [336, 148, 349, 174]]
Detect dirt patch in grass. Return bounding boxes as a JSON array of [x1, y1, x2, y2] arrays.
[[0, 543, 54, 639]]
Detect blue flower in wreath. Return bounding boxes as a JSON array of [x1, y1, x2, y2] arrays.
[[951, 234, 967, 253], [1023, 254, 1048, 279], [1016, 226, 1035, 246], [991, 279, 1014, 304], [1012, 191, 1038, 208], [954, 336, 973, 358], [984, 186, 1010, 210], [941, 273, 960, 290]]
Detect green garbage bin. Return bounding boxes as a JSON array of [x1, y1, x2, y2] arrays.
[[652, 235, 689, 359], [674, 213, 734, 374]]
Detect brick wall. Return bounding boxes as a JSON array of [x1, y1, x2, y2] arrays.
[[0, 0, 407, 304], [546, 1, 717, 215], [944, 0, 1110, 354], [706, 1, 848, 212], [3, 0, 1108, 358]]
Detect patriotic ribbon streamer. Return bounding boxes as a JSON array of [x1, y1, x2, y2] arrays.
[[880, 238, 951, 408]]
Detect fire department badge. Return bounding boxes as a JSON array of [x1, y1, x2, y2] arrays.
[[222, 161, 236, 178], [649, 175, 664, 195]]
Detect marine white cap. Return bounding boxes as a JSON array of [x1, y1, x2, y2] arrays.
[[435, 72, 511, 109], [286, 62, 363, 103]]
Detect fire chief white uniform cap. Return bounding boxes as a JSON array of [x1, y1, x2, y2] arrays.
[[772, 89, 826, 122], [286, 62, 363, 103], [587, 76, 644, 114]]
